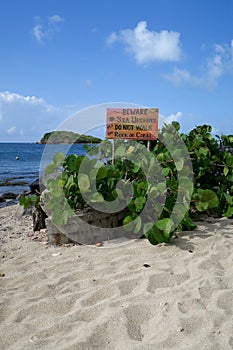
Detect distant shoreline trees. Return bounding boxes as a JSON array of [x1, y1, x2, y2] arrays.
[[38, 131, 102, 144]]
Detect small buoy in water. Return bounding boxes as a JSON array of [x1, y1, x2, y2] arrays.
[[15, 156, 20, 160]]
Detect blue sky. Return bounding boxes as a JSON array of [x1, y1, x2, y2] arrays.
[[0, 0, 233, 142]]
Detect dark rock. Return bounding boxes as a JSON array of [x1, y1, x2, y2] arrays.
[[4, 200, 18, 207], [0, 196, 5, 203], [32, 205, 47, 231], [29, 179, 45, 195], [0, 192, 18, 200]]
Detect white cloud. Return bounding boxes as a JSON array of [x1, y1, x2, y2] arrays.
[[164, 111, 183, 124], [165, 40, 233, 89], [106, 32, 118, 46], [7, 126, 16, 135], [106, 21, 182, 64], [164, 68, 202, 87], [32, 24, 43, 42], [32, 14, 65, 43], [0, 91, 44, 104], [0, 91, 68, 142], [48, 15, 64, 25], [156, 111, 183, 130]]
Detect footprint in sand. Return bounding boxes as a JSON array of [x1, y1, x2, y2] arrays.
[[117, 278, 139, 296], [123, 304, 153, 341], [11, 294, 78, 322], [81, 285, 118, 307], [66, 304, 105, 323], [147, 273, 189, 293], [198, 255, 225, 276], [177, 298, 205, 314], [217, 290, 233, 314], [229, 337, 233, 349], [0, 298, 11, 323]]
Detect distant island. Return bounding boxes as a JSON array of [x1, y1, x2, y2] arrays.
[[38, 131, 102, 144]]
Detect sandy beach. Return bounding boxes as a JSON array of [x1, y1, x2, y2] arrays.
[[0, 204, 233, 350]]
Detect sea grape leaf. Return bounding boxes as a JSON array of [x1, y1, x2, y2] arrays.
[[151, 226, 167, 243], [136, 181, 147, 196], [143, 222, 154, 235], [52, 210, 65, 226], [133, 216, 142, 234], [173, 203, 189, 220], [148, 186, 160, 198], [195, 201, 209, 211], [178, 176, 194, 199], [107, 177, 115, 190], [194, 189, 219, 211], [163, 167, 170, 176], [97, 166, 108, 180], [78, 173, 90, 192], [223, 166, 229, 176], [123, 215, 133, 225], [134, 197, 146, 212], [48, 178, 64, 198], [126, 145, 134, 155], [157, 182, 167, 194], [199, 147, 208, 157], [144, 230, 159, 245], [114, 188, 124, 200], [176, 159, 184, 171], [154, 202, 163, 214], [171, 121, 180, 131], [157, 153, 165, 163], [64, 175, 74, 189], [115, 145, 125, 157], [123, 215, 135, 231], [90, 192, 104, 203], [155, 218, 174, 234], [45, 162, 56, 174], [224, 206, 233, 218], [74, 155, 85, 172], [65, 154, 78, 172], [226, 155, 233, 166], [179, 212, 197, 231], [53, 152, 65, 166], [132, 165, 141, 173]]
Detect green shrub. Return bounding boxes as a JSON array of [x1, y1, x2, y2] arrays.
[[21, 123, 233, 245]]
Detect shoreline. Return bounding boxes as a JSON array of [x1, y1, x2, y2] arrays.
[[1, 205, 233, 349]]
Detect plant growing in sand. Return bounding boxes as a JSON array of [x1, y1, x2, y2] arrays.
[[21, 123, 233, 245]]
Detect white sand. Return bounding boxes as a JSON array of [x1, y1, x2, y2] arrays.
[[0, 205, 233, 350]]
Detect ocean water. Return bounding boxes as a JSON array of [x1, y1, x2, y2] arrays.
[[0, 143, 87, 197]]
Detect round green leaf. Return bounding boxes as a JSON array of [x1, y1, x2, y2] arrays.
[[123, 215, 133, 225], [90, 192, 104, 203], [53, 152, 65, 166], [194, 189, 219, 211], [45, 162, 56, 174], [155, 218, 174, 234], [78, 173, 90, 191]]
